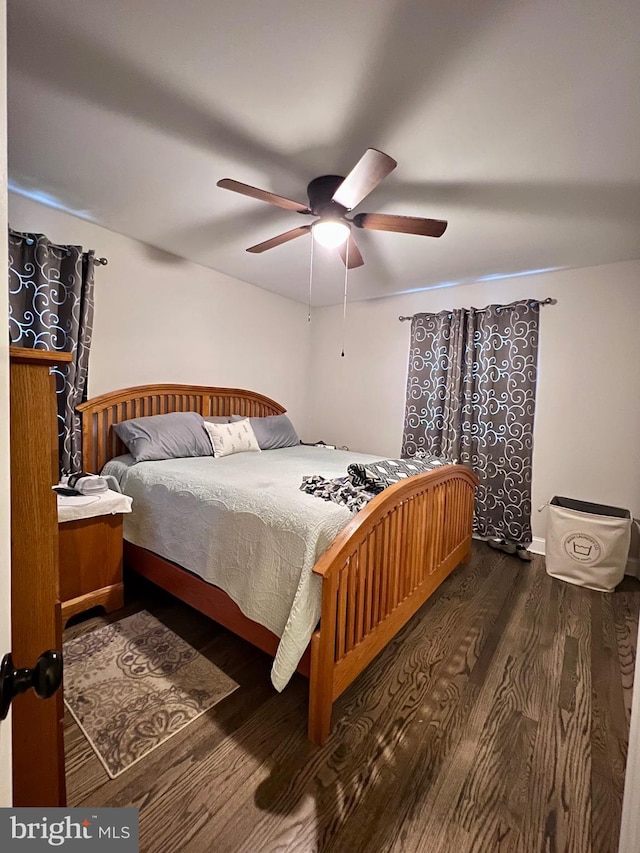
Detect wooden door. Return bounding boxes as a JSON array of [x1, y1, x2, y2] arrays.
[[0, 338, 11, 806], [10, 348, 71, 806]]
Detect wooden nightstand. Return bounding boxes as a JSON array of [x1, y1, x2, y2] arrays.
[[58, 492, 131, 624]]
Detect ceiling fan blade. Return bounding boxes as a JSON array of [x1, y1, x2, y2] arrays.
[[217, 179, 310, 213], [353, 212, 448, 237], [337, 233, 365, 269], [331, 149, 397, 211], [246, 225, 311, 254]]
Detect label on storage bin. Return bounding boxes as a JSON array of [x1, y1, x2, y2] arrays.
[[561, 531, 603, 564]]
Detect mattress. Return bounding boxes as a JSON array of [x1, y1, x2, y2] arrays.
[[102, 446, 380, 690]]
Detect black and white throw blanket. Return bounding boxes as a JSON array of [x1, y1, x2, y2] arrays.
[[300, 474, 376, 513], [347, 455, 450, 493], [300, 455, 451, 513]]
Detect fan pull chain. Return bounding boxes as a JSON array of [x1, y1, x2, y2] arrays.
[[307, 235, 314, 323], [341, 239, 349, 357]]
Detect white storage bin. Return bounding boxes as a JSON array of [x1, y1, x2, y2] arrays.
[[546, 496, 631, 593]]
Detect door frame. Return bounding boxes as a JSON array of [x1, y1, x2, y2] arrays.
[[619, 643, 640, 852], [0, 0, 12, 807]]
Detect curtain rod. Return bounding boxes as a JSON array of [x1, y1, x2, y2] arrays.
[[17, 235, 108, 265], [399, 296, 557, 322]]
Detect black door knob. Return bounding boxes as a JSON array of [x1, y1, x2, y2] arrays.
[[0, 650, 63, 720]]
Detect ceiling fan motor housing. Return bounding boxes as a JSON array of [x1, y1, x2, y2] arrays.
[[306, 175, 348, 219]]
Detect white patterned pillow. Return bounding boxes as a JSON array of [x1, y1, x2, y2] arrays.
[[203, 418, 261, 458]]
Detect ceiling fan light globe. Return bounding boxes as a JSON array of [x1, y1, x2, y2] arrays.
[[311, 220, 350, 249]]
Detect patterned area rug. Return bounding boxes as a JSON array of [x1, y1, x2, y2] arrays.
[[63, 610, 239, 778]]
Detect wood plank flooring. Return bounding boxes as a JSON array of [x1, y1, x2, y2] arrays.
[[63, 548, 640, 853]]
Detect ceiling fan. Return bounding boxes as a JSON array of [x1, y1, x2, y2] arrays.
[[217, 149, 448, 269]]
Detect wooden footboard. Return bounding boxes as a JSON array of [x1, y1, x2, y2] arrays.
[[308, 464, 477, 744]]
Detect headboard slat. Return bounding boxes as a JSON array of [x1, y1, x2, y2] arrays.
[[77, 383, 287, 473]]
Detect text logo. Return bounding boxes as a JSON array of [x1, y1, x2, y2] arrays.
[[0, 808, 138, 850]]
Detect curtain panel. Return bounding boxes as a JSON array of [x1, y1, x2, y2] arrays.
[[402, 301, 539, 544], [8, 229, 95, 474]]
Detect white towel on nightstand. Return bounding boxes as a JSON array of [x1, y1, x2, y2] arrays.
[[57, 489, 133, 523]]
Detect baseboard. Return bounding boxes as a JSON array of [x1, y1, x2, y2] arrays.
[[529, 537, 546, 556], [472, 533, 547, 555], [626, 556, 640, 579]]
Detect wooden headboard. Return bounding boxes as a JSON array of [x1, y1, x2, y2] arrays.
[[77, 383, 286, 473]]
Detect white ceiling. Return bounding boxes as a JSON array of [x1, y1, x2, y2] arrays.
[[7, 0, 640, 306]]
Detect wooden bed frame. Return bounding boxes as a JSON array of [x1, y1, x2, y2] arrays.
[[78, 383, 478, 744]]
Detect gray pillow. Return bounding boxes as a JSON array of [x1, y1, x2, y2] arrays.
[[204, 415, 232, 424], [113, 411, 213, 462], [230, 413, 299, 450]]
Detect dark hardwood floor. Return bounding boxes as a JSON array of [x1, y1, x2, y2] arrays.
[[63, 548, 640, 853]]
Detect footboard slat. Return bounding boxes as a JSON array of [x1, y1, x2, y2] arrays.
[[355, 542, 367, 645], [308, 465, 478, 745], [346, 556, 357, 655], [402, 499, 412, 597], [337, 566, 348, 660], [437, 484, 446, 564], [386, 515, 394, 611], [409, 498, 419, 593], [364, 537, 374, 634], [372, 525, 381, 627], [418, 486, 429, 582], [380, 518, 389, 620], [390, 509, 400, 610], [403, 501, 412, 600]]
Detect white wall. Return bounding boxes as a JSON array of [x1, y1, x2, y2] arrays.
[[306, 260, 640, 548], [6, 194, 640, 550], [8, 194, 311, 432], [0, 0, 12, 806]]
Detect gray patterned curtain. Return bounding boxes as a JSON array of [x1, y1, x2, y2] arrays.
[[8, 229, 95, 474], [402, 300, 539, 544]]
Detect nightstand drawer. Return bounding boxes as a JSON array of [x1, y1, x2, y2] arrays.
[[58, 514, 124, 624]]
